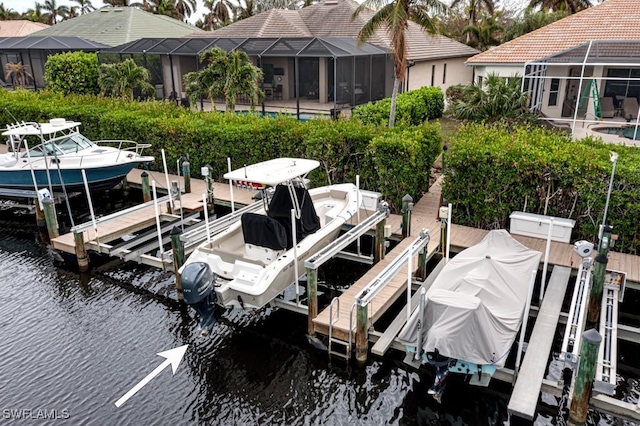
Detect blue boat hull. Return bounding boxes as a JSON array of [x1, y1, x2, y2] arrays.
[[0, 163, 142, 192]]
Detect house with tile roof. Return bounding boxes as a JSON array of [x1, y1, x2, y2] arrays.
[[0, 21, 49, 38], [190, 0, 479, 108], [466, 0, 640, 132]]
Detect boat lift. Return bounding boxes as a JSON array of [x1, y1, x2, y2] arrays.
[[561, 256, 593, 366]]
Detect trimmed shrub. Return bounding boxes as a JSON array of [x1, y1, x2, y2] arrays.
[[352, 86, 444, 126], [443, 122, 640, 254], [365, 123, 442, 208], [44, 52, 99, 96], [0, 90, 442, 211]]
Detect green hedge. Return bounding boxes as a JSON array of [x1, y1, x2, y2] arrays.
[[0, 89, 441, 211], [44, 52, 99, 96], [443, 123, 640, 254], [352, 86, 444, 126]]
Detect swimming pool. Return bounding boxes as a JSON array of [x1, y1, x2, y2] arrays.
[[592, 125, 640, 140]]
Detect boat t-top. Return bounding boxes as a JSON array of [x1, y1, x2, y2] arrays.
[[180, 158, 361, 329], [0, 118, 154, 192]]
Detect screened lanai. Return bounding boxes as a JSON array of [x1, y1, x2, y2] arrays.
[[0, 36, 108, 89], [523, 40, 640, 142], [101, 36, 392, 117]]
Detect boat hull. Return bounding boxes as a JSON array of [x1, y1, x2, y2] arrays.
[[0, 162, 146, 192]]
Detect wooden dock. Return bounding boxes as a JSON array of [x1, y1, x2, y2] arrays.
[[508, 266, 572, 420], [50, 169, 257, 255]]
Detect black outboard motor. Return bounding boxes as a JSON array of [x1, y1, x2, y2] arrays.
[[181, 262, 217, 332]]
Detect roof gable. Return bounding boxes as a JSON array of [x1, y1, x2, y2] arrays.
[[30, 7, 202, 47], [468, 0, 640, 65]]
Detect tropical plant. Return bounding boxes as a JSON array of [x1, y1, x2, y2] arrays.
[[450, 0, 495, 43], [462, 12, 503, 50], [72, 0, 96, 15], [199, 0, 234, 29], [528, 0, 592, 14], [183, 47, 264, 112], [42, 0, 70, 24], [45, 52, 100, 95], [98, 59, 154, 100], [23, 3, 48, 23], [450, 73, 534, 122], [4, 62, 33, 88], [353, 0, 448, 128], [0, 3, 20, 19], [502, 8, 567, 42], [235, 0, 257, 20]]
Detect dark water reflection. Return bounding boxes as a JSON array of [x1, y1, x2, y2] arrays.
[[0, 219, 637, 425]]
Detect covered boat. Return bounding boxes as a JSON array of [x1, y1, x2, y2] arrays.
[[398, 230, 542, 396], [180, 158, 360, 329], [0, 119, 154, 192]]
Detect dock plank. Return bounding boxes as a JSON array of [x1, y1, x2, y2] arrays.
[[508, 265, 572, 420]]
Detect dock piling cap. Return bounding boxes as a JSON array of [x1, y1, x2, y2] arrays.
[[583, 328, 602, 345]]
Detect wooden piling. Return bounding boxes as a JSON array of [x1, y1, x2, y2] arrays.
[[401, 194, 413, 238], [569, 329, 602, 425], [73, 231, 89, 272], [307, 267, 318, 335], [141, 171, 151, 203], [122, 176, 130, 197], [170, 226, 185, 301], [375, 218, 386, 263], [416, 246, 428, 281], [35, 199, 45, 228], [42, 197, 59, 239], [587, 254, 608, 325], [182, 159, 191, 194], [356, 302, 368, 365]]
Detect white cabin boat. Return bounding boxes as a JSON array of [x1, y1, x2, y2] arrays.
[[180, 158, 359, 325]]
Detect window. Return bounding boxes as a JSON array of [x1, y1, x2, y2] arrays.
[[548, 78, 560, 106], [443, 64, 447, 84], [477, 75, 483, 86], [431, 65, 435, 86]]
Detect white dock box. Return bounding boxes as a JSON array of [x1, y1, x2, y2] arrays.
[[509, 212, 576, 243]]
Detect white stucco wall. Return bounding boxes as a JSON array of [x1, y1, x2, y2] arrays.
[[407, 58, 474, 93], [471, 64, 526, 83]]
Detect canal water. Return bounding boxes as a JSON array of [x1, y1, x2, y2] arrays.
[[0, 211, 637, 425]]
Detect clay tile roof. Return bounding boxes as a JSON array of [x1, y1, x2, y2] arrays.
[[0, 20, 49, 37], [467, 0, 640, 65], [189, 0, 478, 61]]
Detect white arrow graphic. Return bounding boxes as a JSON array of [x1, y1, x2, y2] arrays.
[[114, 344, 188, 408]]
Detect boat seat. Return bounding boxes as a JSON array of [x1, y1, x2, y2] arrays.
[[241, 213, 287, 250]]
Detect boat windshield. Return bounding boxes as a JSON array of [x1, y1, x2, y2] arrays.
[[22, 134, 93, 158]]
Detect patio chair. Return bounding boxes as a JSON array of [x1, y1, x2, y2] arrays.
[[622, 97, 639, 120], [600, 97, 616, 118]]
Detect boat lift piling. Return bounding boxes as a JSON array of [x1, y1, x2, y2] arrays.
[[588, 254, 608, 326], [401, 194, 413, 238], [141, 171, 151, 202], [42, 197, 59, 240], [569, 329, 603, 425], [182, 159, 191, 194], [170, 226, 185, 301]]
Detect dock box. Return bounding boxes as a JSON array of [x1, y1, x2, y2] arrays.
[[509, 212, 576, 243]]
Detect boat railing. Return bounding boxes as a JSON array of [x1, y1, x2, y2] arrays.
[[93, 140, 153, 159]]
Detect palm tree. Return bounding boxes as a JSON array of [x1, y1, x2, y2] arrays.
[[23, 4, 48, 23], [0, 3, 20, 19], [65, 6, 80, 18], [98, 59, 154, 101], [502, 8, 567, 42], [72, 0, 96, 15], [528, 0, 592, 14], [5, 62, 33, 88], [174, 0, 197, 21], [236, 0, 257, 20], [147, 0, 180, 18], [462, 12, 503, 51], [353, 0, 447, 127], [450, 0, 495, 43], [42, 0, 70, 24], [103, 0, 131, 6], [183, 47, 264, 112]]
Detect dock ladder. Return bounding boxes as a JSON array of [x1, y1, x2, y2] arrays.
[[595, 270, 625, 395], [327, 298, 356, 360]]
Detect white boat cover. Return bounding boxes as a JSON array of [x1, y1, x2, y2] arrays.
[[397, 230, 542, 368]]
